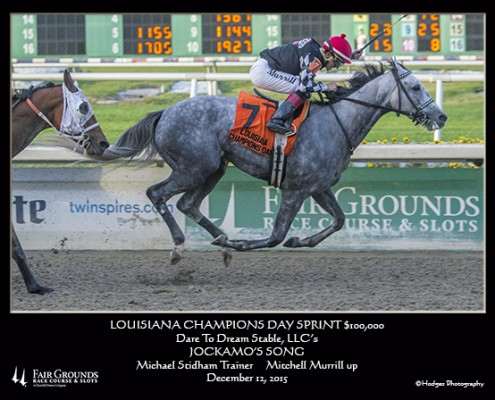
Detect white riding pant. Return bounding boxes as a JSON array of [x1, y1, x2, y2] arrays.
[[249, 58, 300, 94]]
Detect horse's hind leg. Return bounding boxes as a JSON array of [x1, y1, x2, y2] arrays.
[[176, 161, 233, 266], [212, 189, 306, 251], [284, 188, 344, 248], [146, 172, 193, 264], [12, 224, 53, 294]]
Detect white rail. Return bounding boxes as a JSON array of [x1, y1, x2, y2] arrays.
[[13, 144, 484, 163], [12, 60, 485, 68], [11, 71, 484, 82], [12, 70, 484, 142]]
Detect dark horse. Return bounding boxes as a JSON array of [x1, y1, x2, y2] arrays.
[[12, 70, 110, 294], [95, 60, 447, 266]]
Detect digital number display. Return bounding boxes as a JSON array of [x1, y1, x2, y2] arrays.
[[281, 14, 330, 46], [417, 14, 441, 52], [369, 14, 392, 52], [11, 13, 484, 59], [37, 14, 86, 55], [465, 14, 483, 51], [202, 14, 252, 54], [123, 14, 172, 55]]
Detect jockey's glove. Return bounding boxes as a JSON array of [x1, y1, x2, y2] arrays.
[[323, 90, 338, 101], [312, 81, 329, 93]]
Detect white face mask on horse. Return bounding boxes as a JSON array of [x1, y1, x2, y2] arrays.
[[60, 83, 99, 138], [23, 75, 100, 149]]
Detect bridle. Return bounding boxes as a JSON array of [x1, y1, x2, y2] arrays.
[[24, 87, 100, 147], [325, 62, 435, 154]]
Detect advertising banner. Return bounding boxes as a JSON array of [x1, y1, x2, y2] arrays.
[[13, 165, 184, 250], [187, 167, 484, 250], [13, 165, 483, 250]]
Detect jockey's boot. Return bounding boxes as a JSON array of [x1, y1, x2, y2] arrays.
[[267, 92, 305, 135], [267, 100, 297, 135]]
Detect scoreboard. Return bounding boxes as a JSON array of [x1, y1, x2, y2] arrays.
[[202, 14, 253, 54], [11, 13, 484, 59]]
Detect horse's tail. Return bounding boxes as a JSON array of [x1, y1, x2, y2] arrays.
[[96, 110, 163, 161]]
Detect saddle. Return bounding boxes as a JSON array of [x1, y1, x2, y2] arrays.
[[229, 90, 310, 156], [12, 87, 34, 109], [229, 90, 310, 187]]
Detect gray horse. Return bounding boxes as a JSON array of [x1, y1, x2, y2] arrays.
[[96, 59, 447, 265]]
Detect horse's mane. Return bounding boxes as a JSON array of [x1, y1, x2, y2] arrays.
[[11, 81, 60, 109], [312, 62, 390, 104]]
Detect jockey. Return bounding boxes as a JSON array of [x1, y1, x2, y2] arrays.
[[249, 34, 362, 135]]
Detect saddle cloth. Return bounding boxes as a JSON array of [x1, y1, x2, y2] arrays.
[[229, 91, 310, 156]]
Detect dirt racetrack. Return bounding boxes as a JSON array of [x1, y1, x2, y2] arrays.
[[11, 250, 483, 312]]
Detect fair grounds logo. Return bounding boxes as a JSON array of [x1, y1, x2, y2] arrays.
[[11, 365, 99, 388], [12, 366, 27, 387]]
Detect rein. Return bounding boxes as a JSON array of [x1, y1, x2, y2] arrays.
[[327, 103, 355, 153], [25, 98, 59, 131], [324, 65, 434, 154]]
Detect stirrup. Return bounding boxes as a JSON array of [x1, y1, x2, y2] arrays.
[[268, 121, 293, 135]]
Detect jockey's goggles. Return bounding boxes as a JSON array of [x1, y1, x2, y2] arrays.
[[331, 53, 345, 68], [320, 43, 345, 68]]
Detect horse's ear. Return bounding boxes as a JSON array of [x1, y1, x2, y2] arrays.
[[387, 57, 397, 70], [392, 56, 400, 68], [63, 69, 78, 93]]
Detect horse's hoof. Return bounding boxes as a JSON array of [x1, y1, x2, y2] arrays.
[[170, 245, 184, 265], [211, 234, 227, 247], [170, 253, 181, 265], [28, 285, 54, 295], [222, 249, 233, 267], [283, 237, 301, 248]]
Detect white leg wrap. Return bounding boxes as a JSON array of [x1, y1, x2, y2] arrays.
[[170, 244, 184, 265], [173, 244, 184, 255], [270, 134, 288, 188]]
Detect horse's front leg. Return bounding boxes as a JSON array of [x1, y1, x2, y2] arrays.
[[176, 161, 233, 266], [283, 188, 344, 248], [212, 189, 306, 251], [12, 224, 53, 294]]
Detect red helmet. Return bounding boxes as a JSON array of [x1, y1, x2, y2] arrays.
[[322, 33, 353, 64]]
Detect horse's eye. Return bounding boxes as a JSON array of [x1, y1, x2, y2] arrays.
[[79, 102, 89, 114], [412, 84, 421, 91]]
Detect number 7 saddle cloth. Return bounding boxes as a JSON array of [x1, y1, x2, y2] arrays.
[[229, 91, 311, 156]]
